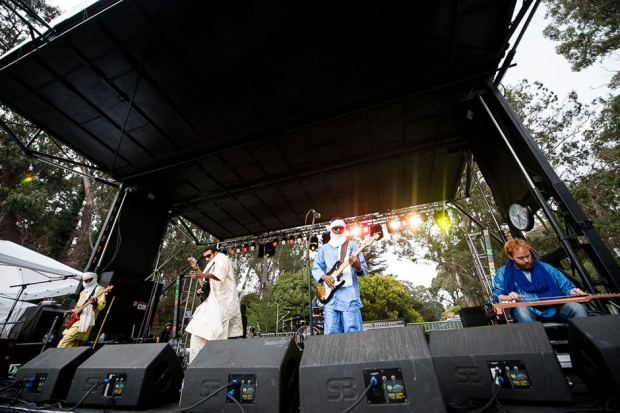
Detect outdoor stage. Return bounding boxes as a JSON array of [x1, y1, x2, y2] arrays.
[[0, 318, 617, 413]]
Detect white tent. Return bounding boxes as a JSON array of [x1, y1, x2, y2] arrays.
[[0, 240, 82, 335]]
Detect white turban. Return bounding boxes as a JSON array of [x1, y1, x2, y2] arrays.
[[82, 272, 97, 280], [329, 219, 346, 230], [82, 272, 98, 291], [328, 219, 347, 247]]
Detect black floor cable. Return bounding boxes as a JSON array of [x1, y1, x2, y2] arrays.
[[339, 377, 377, 413], [167, 383, 233, 413], [227, 394, 247, 413]]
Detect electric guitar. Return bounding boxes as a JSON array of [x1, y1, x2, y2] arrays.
[[64, 285, 113, 329], [493, 293, 620, 309], [317, 234, 380, 305], [188, 257, 210, 302]]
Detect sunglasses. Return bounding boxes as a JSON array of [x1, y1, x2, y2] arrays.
[[203, 253, 213, 259], [331, 226, 345, 232]]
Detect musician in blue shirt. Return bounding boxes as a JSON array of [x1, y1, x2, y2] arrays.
[[312, 219, 368, 334], [493, 238, 589, 323]]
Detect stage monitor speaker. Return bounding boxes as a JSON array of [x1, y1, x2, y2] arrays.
[[429, 322, 572, 402], [569, 315, 620, 396], [459, 306, 490, 327], [300, 326, 446, 413], [66, 343, 183, 409], [179, 336, 301, 413], [14, 347, 94, 402]]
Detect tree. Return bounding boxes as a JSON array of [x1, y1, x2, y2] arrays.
[[359, 275, 423, 323], [543, 0, 620, 87], [0, 0, 61, 55]]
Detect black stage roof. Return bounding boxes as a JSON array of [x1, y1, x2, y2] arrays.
[[0, 0, 522, 241]]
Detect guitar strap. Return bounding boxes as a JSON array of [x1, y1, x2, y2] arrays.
[[339, 240, 349, 264]]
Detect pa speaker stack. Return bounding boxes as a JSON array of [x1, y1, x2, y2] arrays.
[[299, 326, 446, 413], [429, 322, 572, 402], [14, 347, 94, 403], [180, 336, 301, 412], [569, 314, 620, 396], [66, 343, 183, 409]]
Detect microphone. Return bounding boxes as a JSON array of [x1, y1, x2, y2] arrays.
[[311, 209, 321, 219]]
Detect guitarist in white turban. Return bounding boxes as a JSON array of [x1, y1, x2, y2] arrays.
[[57, 272, 107, 348], [312, 219, 368, 334]]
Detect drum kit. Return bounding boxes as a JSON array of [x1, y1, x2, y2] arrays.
[[282, 307, 324, 350]]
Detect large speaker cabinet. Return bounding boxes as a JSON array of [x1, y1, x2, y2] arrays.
[[66, 343, 183, 409], [429, 322, 573, 402], [569, 315, 620, 396], [14, 347, 94, 402], [300, 326, 446, 413], [180, 337, 301, 413]]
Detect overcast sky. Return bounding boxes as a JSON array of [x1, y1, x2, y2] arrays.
[[46, 1, 616, 288]]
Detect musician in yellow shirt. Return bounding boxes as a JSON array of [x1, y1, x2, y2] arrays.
[[493, 239, 589, 323], [57, 272, 107, 348]]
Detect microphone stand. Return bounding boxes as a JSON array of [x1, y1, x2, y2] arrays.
[[1, 277, 74, 336], [305, 210, 319, 336]]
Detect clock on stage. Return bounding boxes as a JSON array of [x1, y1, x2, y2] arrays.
[[508, 203, 534, 231]]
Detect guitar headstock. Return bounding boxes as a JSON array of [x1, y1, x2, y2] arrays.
[[188, 257, 199, 270], [362, 233, 381, 247], [102, 285, 113, 294]]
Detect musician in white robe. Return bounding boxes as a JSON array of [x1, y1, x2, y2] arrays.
[[493, 238, 589, 323], [186, 245, 243, 363], [57, 272, 106, 348]]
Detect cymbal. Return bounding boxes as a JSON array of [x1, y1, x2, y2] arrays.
[[294, 313, 309, 318], [283, 307, 295, 311]]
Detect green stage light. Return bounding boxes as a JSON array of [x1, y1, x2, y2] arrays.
[[433, 210, 451, 230]]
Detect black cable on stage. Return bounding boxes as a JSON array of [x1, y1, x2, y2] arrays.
[[443, 368, 502, 413], [339, 377, 377, 413], [495, 398, 514, 413], [167, 382, 233, 413], [443, 395, 498, 413], [561, 409, 620, 413], [58, 379, 110, 411], [227, 394, 247, 413]]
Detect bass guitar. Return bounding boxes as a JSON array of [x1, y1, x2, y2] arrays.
[[64, 285, 113, 329], [188, 257, 210, 302], [317, 233, 380, 305], [493, 293, 620, 309]]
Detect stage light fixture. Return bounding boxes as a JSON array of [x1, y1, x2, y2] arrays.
[[265, 242, 276, 257], [434, 209, 451, 231], [296, 234, 303, 243], [321, 232, 331, 244], [309, 236, 318, 251], [272, 239, 279, 247], [350, 223, 362, 237], [235, 246, 241, 254], [243, 244, 249, 253], [407, 213, 423, 228], [288, 236, 295, 245], [250, 242, 256, 251], [281, 238, 287, 246], [399, 216, 408, 228], [370, 223, 384, 240], [229, 247, 235, 255], [362, 224, 371, 235], [387, 218, 400, 233]]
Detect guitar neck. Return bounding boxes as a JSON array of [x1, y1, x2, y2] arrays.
[[494, 293, 620, 309], [331, 243, 368, 280], [75, 288, 105, 314]]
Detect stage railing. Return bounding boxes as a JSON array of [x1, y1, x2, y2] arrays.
[[408, 319, 463, 331]]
